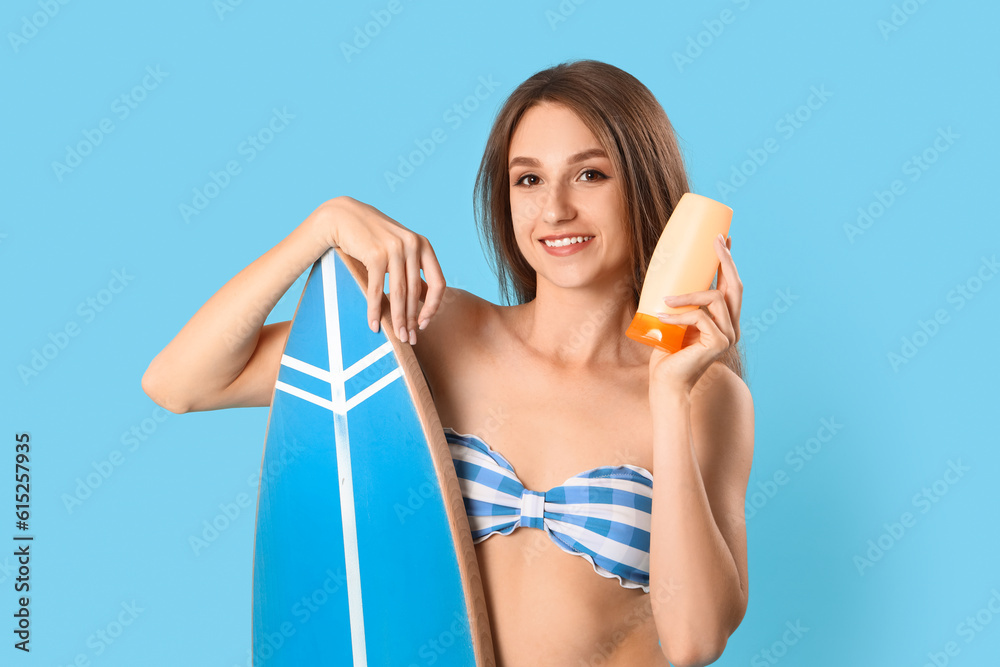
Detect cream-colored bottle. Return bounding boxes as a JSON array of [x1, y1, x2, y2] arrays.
[[625, 192, 733, 353]]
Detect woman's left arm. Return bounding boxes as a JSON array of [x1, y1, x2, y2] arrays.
[[645, 234, 755, 667]]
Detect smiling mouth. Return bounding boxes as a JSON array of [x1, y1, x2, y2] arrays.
[[540, 235, 595, 248]]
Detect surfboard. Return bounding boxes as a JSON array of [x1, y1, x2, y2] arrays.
[[251, 247, 495, 666]]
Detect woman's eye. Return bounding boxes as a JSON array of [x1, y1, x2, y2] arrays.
[[514, 171, 605, 186]]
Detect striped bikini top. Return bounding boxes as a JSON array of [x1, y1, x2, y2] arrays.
[[444, 427, 654, 593]]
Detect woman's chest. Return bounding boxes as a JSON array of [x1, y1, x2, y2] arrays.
[[425, 342, 656, 490], [414, 315, 668, 664]]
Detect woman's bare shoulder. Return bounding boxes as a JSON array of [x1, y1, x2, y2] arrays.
[[414, 286, 496, 364]]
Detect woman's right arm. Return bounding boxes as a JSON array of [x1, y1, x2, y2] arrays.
[[141, 196, 447, 413]]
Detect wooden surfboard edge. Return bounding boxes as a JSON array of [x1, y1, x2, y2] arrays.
[[332, 247, 497, 667]]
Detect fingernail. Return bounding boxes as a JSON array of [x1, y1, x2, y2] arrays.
[[398, 326, 407, 341], [370, 320, 378, 333], [717, 233, 725, 244], [663, 295, 676, 303], [409, 329, 416, 345], [418, 319, 428, 331]]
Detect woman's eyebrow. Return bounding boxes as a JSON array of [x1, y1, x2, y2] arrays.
[[508, 148, 608, 170]]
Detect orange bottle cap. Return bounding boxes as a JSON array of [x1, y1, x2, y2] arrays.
[[625, 312, 686, 353]]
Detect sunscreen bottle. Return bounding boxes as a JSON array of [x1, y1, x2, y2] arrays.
[[625, 192, 733, 353]]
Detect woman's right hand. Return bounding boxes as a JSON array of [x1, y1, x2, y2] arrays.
[[320, 196, 447, 345]]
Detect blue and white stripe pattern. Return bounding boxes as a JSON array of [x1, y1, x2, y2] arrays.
[[444, 428, 654, 593]]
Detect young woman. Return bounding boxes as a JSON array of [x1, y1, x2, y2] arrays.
[[143, 60, 754, 667]]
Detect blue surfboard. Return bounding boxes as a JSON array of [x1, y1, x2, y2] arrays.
[[251, 247, 494, 666]]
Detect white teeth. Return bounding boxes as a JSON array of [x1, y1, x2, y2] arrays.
[[543, 235, 593, 248]]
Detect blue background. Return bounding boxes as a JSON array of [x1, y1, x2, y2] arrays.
[[2, 1, 998, 665]]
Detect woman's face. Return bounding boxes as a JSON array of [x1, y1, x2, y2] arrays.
[[507, 102, 631, 293]]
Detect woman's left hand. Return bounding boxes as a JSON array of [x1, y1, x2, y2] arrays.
[[648, 234, 742, 395]]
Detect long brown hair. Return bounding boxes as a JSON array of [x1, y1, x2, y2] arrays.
[[473, 59, 746, 382]]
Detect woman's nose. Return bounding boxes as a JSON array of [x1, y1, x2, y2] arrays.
[[542, 182, 575, 224]]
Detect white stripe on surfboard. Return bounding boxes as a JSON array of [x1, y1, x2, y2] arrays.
[[281, 341, 392, 382], [274, 380, 335, 411], [322, 252, 368, 667], [344, 341, 393, 380], [280, 340, 393, 385], [280, 354, 333, 382], [344, 366, 403, 412], [275, 366, 402, 414]]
